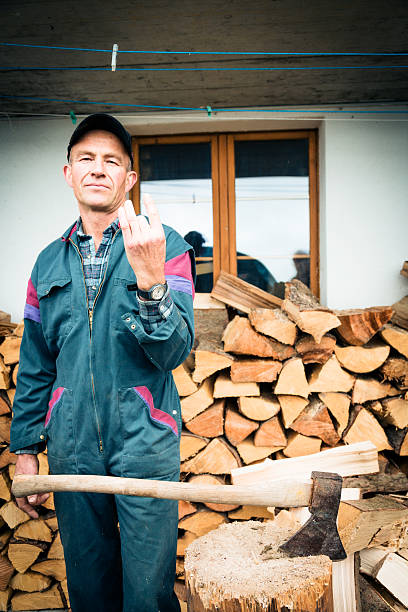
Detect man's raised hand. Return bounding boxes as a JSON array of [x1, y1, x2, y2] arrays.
[[118, 195, 166, 291]]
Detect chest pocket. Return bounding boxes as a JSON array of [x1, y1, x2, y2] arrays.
[[111, 277, 139, 331], [37, 277, 73, 339]]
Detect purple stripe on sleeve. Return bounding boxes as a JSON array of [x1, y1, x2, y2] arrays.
[[133, 386, 178, 437], [24, 303, 41, 323], [165, 275, 193, 296]]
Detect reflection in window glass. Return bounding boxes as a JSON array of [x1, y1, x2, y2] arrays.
[[139, 143, 213, 292], [235, 139, 310, 291]]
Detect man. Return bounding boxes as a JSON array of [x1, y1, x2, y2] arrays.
[[10, 113, 195, 612]]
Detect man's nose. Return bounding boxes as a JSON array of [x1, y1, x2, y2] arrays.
[[91, 159, 105, 175]]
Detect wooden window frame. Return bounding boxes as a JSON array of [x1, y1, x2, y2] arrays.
[[131, 129, 319, 298]]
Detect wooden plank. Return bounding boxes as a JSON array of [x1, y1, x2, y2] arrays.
[[211, 271, 282, 313]]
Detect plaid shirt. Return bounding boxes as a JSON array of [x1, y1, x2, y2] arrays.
[[16, 216, 173, 455], [76, 216, 173, 330]]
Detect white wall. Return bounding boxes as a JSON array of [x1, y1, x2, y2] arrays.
[[0, 114, 407, 321], [0, 118, 78, 322], [319, 120, 408, 309]]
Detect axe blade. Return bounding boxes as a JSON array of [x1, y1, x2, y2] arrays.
[[279, 471, 347, 561]]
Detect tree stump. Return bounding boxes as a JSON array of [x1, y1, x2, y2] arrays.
[[184, 521, 333, 611]]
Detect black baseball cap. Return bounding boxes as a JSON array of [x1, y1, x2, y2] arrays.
[[67, 113, 133, 165]]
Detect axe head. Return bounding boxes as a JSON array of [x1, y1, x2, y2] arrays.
[[279, 471, 346, 561]]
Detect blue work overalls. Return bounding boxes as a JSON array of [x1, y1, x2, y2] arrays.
[[10, 220, 195, 612]]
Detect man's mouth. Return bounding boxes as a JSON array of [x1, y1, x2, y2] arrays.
[[85, 184, 109, 189]]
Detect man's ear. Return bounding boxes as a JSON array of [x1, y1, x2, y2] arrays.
[[63, 164, 73, 187], [126, 171, 138, 193]]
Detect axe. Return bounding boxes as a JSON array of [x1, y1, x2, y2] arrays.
[[12, 471, 346, 560]]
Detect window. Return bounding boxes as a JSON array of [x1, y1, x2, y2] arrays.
[[131, 131, 319, 297]]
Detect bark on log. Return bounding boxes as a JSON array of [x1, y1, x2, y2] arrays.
[[185, 521, 333, 611], [335, 307, 393, 346], [381, 357, 408, 388], [295, 334, 336, 365]]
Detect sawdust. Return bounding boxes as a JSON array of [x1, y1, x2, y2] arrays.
[[184, 520, 332, 609]]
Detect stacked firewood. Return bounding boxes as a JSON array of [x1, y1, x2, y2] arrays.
[[1, 268, 408, 610], [0, 311, 68, 610]]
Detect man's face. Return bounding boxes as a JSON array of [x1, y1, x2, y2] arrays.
[[63, 130, 137, 213]]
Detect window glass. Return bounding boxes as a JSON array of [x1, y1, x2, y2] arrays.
[[139, 143, 213, 292], [235, 139, 310, 291]]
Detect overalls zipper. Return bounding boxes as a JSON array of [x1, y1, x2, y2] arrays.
[[69, 231, 120, 453]]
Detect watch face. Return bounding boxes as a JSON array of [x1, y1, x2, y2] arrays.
[[151, 284, 166, 300]]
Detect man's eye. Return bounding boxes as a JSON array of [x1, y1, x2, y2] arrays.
[[80, 157, 92, 162], [107, 159, 118, 165]]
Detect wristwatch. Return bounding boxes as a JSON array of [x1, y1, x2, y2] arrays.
[[137, 282, 167, 301]]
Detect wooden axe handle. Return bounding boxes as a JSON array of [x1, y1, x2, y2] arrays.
[[12, 474, 313, 508]]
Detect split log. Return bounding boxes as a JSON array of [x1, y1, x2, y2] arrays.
[[45, 516, 59, 532], [238, 395, 280, 421], [0, 394, 10, 416], [335, 307, 393, 346], [14, 519, 52, 543], [254, 417, 287, 448], [11, 584, 63, 610], [248, 308, 297, 345], [0, 358, 10, 391], [224, 408, 258, 446], [332, 554, 360, 612], [343, 407, 392, 451], [178, 509, 226, 537], [0, 555, 14, 590], [338, 495, 408, 554], [193, 308, 233, 383], [0, 588, 11, 612], [319, 392, 351, 436], [381, 357, 408, 388], [210, 270, 282, 313], [231, 441, 378, 486], [12, 322, 24, 338], [334, 342, 390, 373], [188, 475, 239, 512], [8, 542, 43, 573], [213, 373, 259, 398], [185, 401, 225, 438], [381, 324, 408, 359], [283, 298, 340, 344], [48, 533, 64, 559], [177, 532, 198, 556], [0, 337, 21, 366], [185, 521, 333, 611], [230, 359, 282, 383], [222, 316, 295, 360], [173, 363, 198, 397], [274, 358, 309, 398], [0, 472, 11, 502], [236, 438, 284, 464], [181, 438, 241, 474], [9, 570, 52, 593], [360, 548, 408, 608], [308, 355, 355, 393], [295, 334, 336, 365], [179, 500, 197, 520], [283, 432, 322, 457], [0, 417, 11, 444], [290, 398, 340, 446], [228, 505, 275, 520], [11, 365, 18, 387], [352, 378, 399, 404], [180, 434, 208, 462], [392, 296, 408, 331], [0, 503, 29, 529], [277, 395, 309, 428], [180, 379, 214, 423], [386, 427, 408, 456], [370, 398, 408, 429], [30, 559, 67, 581]]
